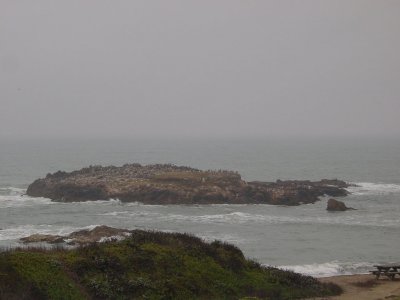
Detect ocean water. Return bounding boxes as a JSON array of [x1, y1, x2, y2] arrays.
[[1, 137, 400, 277]]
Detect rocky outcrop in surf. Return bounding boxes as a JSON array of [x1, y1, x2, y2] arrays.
[[27, 164, 351, 205], [20, 225, 132, 245], [326, 198, 355, 211]]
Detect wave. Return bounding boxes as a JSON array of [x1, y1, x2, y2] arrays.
[[0, 224, 73, 241], [100, 211, 161, 218], [65, 198, 123, 206], [277, 261, 376, 277], [97, 210, 400, 228], [0, 186, 27, 195], [169, 212, 400, 227], [348, 182, 400, 196], [0, 187, 52, 208], [168, 212, 261, 224], [0, 187, 125, 208], [195, 232, 245, 244], [98, 211, 268, 223], [0, 224, 105, 242]]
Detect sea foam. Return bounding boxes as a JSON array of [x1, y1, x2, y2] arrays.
[[0, 224, 104, 242], [277, 261, 376, 277], [95, 209, 400, 228], [348, 182, 400, 196], [0, 187, 52, 208]]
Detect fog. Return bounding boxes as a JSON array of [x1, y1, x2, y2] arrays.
[[1, 1, 399, 139]]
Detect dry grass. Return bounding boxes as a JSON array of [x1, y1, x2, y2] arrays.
[[351, 278, 379, 288]]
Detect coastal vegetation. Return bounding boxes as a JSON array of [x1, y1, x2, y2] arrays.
[[0, 230, 342, 299]]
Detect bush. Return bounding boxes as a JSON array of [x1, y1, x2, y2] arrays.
[[0, 230, 342, 299]]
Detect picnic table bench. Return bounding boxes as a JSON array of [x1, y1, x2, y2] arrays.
[[370, 265, 400, 280]]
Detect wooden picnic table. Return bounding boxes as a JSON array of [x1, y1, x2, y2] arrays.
[[370, 265, 400, 280]]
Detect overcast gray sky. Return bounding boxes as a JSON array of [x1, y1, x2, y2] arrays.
[[1, 1, 399, 139]]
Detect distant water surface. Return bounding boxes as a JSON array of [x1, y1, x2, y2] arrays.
[[1, 137, 399, 277]]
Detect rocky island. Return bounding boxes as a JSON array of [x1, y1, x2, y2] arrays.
[[27, 164, 351, 205]]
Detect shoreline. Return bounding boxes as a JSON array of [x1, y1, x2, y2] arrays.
[[311, 274, 400, 300]]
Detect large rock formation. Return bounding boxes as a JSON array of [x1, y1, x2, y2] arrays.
[[27, 164, 351, 205], [326, 198, 355, 211]]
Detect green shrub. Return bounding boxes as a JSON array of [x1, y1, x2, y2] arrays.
[[0, 230, 342, 300]]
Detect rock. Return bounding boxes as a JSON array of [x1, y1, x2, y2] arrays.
[[326, 198, 355, 211], [20, 234, 65, 244], [26, 163, 352, 206], [67, 225, 131, 244], [20, 226, 132, 245]]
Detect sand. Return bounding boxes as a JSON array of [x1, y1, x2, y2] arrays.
[[307, 274, 400, 300]]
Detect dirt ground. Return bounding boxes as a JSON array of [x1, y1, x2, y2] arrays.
[[307, 274, 400, 300]]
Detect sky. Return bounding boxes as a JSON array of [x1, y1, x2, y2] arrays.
[[1, 0, 400, 139]]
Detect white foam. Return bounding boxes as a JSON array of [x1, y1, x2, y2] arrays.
[[0, 187, 26, 195], [168, 212, 399, 227], [79, 224, 103, 231], [0, 187, 53, 208], [98, 235, 128, 243], [0, 224, 76, 241], [348, 182, 400, 196], [100, 211, 129, 216], [65, 198, 123, 205], [0, 224, 107, 242], [0, 194, 52, 208], [196, 232, 245, 244], [96, 210, 400, 227], [168, 212, 256, 223], [0, 188, 127, 208], [277, 261, 375, 277], [98, 211, 161, 218]]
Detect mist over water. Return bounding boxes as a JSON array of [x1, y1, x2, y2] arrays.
[[1, 138, 400, 277]]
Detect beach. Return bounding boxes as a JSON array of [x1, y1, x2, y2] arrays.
[[310, 274, 400, 300]]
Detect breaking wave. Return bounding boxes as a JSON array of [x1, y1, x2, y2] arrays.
[[348, 182, 400, 196], [0, 224, 103, 242], [66, 198, 123, 206], [277, 261, 376, 277], [0, 187, 52, 208], [97, 210, 400, 227]]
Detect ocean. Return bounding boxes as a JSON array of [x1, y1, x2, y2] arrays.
[[1, 137, 399, 277]]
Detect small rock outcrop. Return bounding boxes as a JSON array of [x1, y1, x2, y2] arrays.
[[20, 225, 132, 245], [26, 163, 352, 206], [20, 234, 65, 244], [326, 198, 355, 211]]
